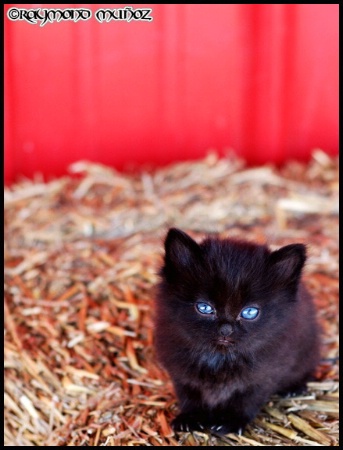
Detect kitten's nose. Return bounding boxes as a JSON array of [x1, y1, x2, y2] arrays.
[[219, 323, 233, 337]]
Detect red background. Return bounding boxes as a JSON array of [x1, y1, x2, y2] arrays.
[[4, 4, 339, 185]]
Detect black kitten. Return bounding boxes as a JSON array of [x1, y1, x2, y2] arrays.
[[154, 228, 320, 435]]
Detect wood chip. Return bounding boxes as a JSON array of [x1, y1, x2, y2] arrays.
[[287, 413, 332, 446], [157, 411, 174, 437], [260, 420, 298, 439]]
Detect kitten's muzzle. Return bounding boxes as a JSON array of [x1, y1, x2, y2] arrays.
[[217, 324, 235, 346]]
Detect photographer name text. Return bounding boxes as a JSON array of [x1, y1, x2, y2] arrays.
[[7, 7, 153, 27]]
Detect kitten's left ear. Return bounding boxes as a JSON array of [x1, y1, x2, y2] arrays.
[[164, 228, 200, 268], [268, 244, 306, 287]]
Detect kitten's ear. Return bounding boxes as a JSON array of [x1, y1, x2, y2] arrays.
[[164, 228, 200, 268], [268, 244, 306, 287]]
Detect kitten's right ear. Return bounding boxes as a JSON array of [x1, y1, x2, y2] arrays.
[[164, 228, 200, 268], [268, 243, 306, 288]]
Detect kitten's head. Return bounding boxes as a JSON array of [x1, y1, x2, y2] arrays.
[[156, 228, 306, 366]]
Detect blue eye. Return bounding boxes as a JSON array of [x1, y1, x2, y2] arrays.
[[241, 307, 259, 320], [196, 302, 214, 315]]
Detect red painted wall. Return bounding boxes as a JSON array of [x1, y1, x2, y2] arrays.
[[4, 4, 339, 184]]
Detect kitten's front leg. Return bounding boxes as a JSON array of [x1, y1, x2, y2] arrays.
[[209, 388, 270, 435], [172, 382, 254, 435], [172, 382, 214, 433]]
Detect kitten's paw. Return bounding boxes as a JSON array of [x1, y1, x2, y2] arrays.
[[209, 423, 245, 436], [277, 383, 308, 398], [171, 414, 205, 433], [209, 423, 231, 435], [172, 414, 245, 436]]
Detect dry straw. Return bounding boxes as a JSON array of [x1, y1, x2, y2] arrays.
[[4, 150, 338, 446]]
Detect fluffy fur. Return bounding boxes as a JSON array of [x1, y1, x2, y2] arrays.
[[154, 228, 320, 435]]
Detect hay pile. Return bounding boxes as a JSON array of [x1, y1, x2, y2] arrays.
[[4, 151, 339, 446]]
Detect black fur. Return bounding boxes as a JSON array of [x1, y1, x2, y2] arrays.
[[154, 228, 320, 435]]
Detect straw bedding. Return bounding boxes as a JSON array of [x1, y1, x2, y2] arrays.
[[4, 151, 338, 446]]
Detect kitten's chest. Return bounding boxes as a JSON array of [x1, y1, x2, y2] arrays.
[[201, 375, 249, 408], [193, 370, 251, 408]]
